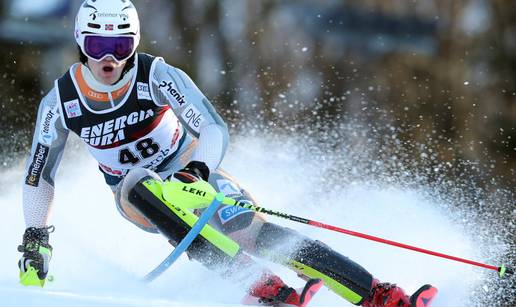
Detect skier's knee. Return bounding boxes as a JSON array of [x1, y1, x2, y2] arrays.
[[115, 168, 161, 233]]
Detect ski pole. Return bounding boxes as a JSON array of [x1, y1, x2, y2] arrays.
[[226, 199, 513, 278], [166, 181, 513, 278]]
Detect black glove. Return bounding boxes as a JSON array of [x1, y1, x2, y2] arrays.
[[18, 226, 54, 287], [173, 160, 210, 183]]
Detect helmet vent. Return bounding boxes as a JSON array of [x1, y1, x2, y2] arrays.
[[87, 23, 101, 29], [118, 24, 130, 29]]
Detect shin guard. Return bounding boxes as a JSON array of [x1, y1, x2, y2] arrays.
[[129, 177, 241, 269], [255, 222, 372, 305]]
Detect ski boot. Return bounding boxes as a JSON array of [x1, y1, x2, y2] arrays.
[[245, 273, 323, 306], [362, 279, 437, 307]]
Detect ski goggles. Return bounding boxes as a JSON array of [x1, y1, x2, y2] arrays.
[[83, 35, 135, 62]]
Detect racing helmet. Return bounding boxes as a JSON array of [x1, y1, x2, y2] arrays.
[[75, 0, 140, 62]]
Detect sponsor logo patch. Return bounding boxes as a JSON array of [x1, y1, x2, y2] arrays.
[[158, 80, 187, 107], [25, 143, 49, 187], [216, 179, 241, 196], [38, 106, 56, 145], [181, 104, 204, 133], [137, 82, 152, 100], [143, 148, 171, 170], [99, 163, 124, 176], [97, 13, 129, 20], [80, 109, 154, 147], [217, 204, 251, 225], [64, 99, 82, 118]]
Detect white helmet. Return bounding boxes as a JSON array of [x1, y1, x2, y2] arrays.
[[75, 0, 140, 62]]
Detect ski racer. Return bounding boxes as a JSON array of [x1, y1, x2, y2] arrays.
[[18, 1, 437, 306]]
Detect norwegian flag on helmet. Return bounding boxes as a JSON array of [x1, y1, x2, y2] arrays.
[[105, 24, 114, 31]]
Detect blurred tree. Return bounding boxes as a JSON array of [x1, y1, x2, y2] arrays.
[[0, 1, 513, 304], [0, 0, 513, 187]]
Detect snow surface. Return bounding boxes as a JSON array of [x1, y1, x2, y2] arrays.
[[0, 135, 489, 306]]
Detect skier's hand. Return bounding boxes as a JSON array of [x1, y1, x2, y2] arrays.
[[18, 226, 54, 287], [173, 160, 210, 183]]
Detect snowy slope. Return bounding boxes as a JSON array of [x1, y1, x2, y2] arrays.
[[0, 135, 492, 306]]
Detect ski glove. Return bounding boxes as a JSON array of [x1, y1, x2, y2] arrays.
[[173, 160, 210, 183], [18, 226, 54, 287]]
